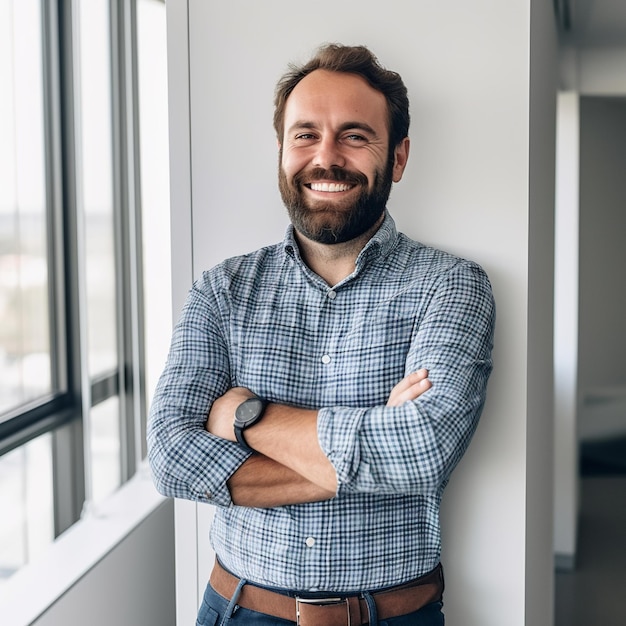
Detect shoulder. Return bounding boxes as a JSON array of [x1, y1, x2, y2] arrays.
[[389, 235, 495, 324], [189, 242, 285, 301], [393, 233, 490, 283]]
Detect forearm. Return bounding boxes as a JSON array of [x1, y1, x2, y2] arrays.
[[312, 260, 495, 496], [207, 373, 434, 497], [147, 276, 247, 506], [317, 356, 493, 496], [243, 403, 339, 493], [318, 398, 461, 496], [148, 406, 249, 506], [227, 453, 335, 507]]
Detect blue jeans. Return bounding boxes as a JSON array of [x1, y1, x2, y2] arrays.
[[196, 582, 445, 626]]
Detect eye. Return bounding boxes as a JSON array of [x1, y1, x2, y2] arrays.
[[295, 133, 317, 141], [343, 133, 367, 143]]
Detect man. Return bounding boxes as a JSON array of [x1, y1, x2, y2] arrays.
[[148, 44, 495, 625]]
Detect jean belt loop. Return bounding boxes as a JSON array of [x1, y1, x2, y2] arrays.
[[218, 577, 247, 626], [361, 591, 378, 625]]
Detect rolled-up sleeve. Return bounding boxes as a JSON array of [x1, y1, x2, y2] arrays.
[[318, 261, 495, 496], [147, 276, 250, 507]]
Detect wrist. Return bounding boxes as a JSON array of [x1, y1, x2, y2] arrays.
[[233, 397, 268, 452]]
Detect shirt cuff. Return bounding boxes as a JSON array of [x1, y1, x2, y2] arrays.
[[200, 439, 252, 507], [317, 405, 367, 491]]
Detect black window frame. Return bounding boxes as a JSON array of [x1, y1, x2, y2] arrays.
[[0, 0, 146, 537]]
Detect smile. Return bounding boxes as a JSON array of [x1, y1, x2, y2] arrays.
[[307, 182, 354, 193]]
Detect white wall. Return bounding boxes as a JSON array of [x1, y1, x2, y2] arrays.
[[0, 472, 175, 626], [32, 499, 175, 626], [166, 1, 557, 624]]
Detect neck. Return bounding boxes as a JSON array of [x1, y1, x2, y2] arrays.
[[295, 216, 383, 286]]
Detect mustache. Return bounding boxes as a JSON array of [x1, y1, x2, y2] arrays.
[[293, 167, 368, 187]]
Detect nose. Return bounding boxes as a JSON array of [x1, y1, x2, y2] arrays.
[[312, 136, 345, 170]]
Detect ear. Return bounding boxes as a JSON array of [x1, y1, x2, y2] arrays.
[[391, 137, 410, 183]]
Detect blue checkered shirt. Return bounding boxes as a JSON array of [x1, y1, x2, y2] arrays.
[[148, 212, 495, 593]]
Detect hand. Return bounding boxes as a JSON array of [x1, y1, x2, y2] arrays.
[[206, 387, 255, 441], [386, 369, 432, 407]]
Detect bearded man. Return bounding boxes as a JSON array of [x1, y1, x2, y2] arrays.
[[148, 43, 495, 626]]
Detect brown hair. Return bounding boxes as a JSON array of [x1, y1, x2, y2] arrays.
[[273, 44, 410, 149]]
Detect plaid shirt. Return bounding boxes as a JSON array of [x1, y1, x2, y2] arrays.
[[148, 212, 495, 592]]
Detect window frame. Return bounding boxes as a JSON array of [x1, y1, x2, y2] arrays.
[[0, 0, 147, 538]]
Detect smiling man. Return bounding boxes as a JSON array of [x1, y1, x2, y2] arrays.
[[278, 68, 404, 250], [148, 44, 495, 626]]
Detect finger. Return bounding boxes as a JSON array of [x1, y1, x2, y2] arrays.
[[387, 377, 431, 407], [390, 369, 429, 394], [386, 370, 429, 404], [387, 374, 421, 406], [395, 378, 432, 406]]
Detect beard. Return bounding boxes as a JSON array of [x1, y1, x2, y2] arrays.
[[278, 153, 394, 245]]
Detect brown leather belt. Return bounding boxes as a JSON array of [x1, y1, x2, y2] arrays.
[[209, 560, 444, 625]]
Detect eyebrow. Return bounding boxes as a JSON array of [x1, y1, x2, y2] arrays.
[[287, 120, 380, 138]]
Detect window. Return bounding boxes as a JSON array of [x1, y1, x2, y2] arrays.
[[0, 0, 50, 414], [0, 434, 53, 580], [0, 0, 170, 583]]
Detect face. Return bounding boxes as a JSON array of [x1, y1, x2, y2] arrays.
[[278, 70, 409, 245]]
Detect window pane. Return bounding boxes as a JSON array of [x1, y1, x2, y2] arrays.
[[76, 0, 123, 505], [137, 0, 172, 402], [0, 0, 51, 415], [90, 396, 121, 503], [0, 434, 54, 585], [76, 0, 118, 378]]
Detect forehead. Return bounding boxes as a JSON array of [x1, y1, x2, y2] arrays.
[[283, 69, 389, 133]]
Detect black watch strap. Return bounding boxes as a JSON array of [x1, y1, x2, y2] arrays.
[[234, 397, 267, 453], [234, 423, 255, 453]]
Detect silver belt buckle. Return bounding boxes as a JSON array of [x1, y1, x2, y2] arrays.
[[295, 596, 349, 626]]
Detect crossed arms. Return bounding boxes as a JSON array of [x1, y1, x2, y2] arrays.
[[206, 370, 432, 507], [147, 258, 495, 509]]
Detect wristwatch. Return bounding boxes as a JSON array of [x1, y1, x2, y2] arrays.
[[234, 397, 267, 453]]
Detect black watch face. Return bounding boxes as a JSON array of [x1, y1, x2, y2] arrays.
[[235, 397, 264, 427]]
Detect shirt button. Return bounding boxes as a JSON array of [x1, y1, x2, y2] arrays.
[[321, 354, 331, 365], [305, 537, 316, 548], [327, 290, 337, 300]]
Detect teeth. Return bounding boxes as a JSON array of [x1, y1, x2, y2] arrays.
[[309, 182, 352, 192]]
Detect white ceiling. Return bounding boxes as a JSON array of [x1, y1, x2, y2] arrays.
[[562, 0, 626, 47]]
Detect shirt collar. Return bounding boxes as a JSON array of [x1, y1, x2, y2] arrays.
[[282, 210, 399, 268]]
